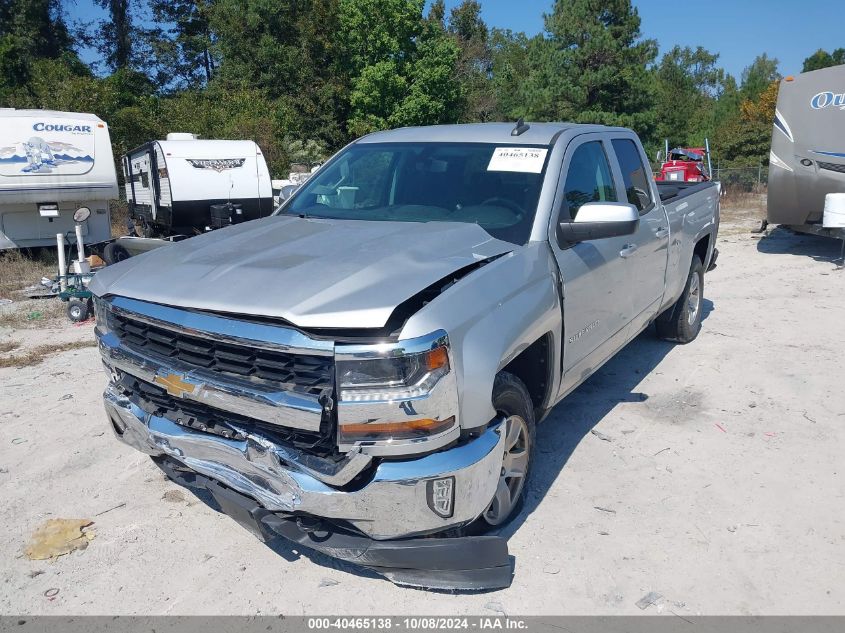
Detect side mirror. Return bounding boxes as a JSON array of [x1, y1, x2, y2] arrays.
[[73, 206, 91, 223], [558, 202, 639, 245]]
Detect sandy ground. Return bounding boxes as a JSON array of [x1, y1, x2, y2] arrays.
[[1, 209, 844, 616]]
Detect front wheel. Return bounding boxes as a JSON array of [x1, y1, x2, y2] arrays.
[[475, 372, 535, 530], [656, 255, 704, 343], [66, 298, 91, 322], [103, 242, 131, 265]]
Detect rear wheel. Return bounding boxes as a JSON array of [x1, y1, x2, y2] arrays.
[[656, 255, 704, 343], [475, 372, 535, 530]]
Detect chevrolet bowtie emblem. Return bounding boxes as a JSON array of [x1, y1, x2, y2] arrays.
[[153, 373, 196, 398]]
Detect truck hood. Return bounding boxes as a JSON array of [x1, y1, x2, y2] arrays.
[[90, 216, 514, 329]]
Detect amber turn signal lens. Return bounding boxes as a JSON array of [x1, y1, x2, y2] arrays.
[[426, 346, 449, 371], [339, 416, 455, 442]]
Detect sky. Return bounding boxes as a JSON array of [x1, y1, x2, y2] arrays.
[[65, 0, 840, 79], [429, 0, 841, 78]]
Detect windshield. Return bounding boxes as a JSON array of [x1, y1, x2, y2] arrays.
[[282, 142, 550, 244]]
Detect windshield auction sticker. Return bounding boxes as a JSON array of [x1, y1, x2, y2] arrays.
[[487, 147, 548, 173]]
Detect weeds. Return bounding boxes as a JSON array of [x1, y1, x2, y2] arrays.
[[111, 201, 129, 238], [720, 191, 767, 219], [0, 299, 66, 329], [0, 340, 97, 369], [0, 249, 57, 298], [0, 340, 21, 353]]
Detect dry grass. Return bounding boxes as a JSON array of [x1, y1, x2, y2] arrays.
[[0, 298, 67, 329], [720, 190, 767, 225], [0, 340, 21, 353], [111, 201, 129, 238], [0, 249, 58, 299], [0, 339, 97, 369]]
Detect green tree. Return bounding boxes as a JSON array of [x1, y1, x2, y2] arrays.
[[802, 48, 845, 72], [446, 0, 496, 121], [338, 0, 420, 74], [489, 29, 536, 120], [427, 0, 446, 28], [740, 53, 780, 101], [708, 53, 780, 180], [93, 0, 135, 71], [654, 46, 724, 146], [713, 79, 779, 190], [520, 0, 657, 132], [341, 0, 463, 135], [145, 0, 217, 89], [392, 30, 463, 126], [0, 0, 77, 101], [209, 0, 349, 147]]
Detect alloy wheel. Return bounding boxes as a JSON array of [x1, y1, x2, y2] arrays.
[[484, 414, 530, 526]]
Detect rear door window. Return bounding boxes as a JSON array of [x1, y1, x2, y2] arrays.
[[611, 138, 653, 213], [561, 141, 617, 220]]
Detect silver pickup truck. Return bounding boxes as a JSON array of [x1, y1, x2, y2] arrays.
[[90, 122, 719, 590]]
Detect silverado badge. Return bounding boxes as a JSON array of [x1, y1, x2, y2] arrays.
[[153, 373, 196, 398]]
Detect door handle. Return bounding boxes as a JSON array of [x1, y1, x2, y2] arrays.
[[619, 243, 638, 258], [655, 227, 669, 238]]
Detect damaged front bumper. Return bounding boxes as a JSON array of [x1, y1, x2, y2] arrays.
[[156, 456, 512, 590], [103, 385, 512, 589]]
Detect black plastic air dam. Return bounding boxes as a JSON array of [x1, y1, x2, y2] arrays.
[[155, 456, 514, 591]]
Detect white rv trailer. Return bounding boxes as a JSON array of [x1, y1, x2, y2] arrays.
[[0, 109, 117, 249], [123, 134, 274, 236], [767, 65, 845, 235]]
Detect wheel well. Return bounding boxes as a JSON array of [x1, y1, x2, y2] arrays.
[[694, 234, 710, 266], [501, 333, 553, 412]]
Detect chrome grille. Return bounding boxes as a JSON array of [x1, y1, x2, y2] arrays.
[[109, 310, 333, 395], [818, 161, 845, 174], [120, 374, 336, 455]]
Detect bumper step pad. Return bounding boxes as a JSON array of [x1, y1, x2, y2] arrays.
[[156, 457, 513, 591]]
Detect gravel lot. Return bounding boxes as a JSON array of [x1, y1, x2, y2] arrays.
[[1, 208, 843, 616]]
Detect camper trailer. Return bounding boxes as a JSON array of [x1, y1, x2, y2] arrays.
[[0, 109, 117, 249], [767, 65, 845, 234], [123, 134, 274, 236]]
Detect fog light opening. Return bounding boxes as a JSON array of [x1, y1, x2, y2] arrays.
[[426, 476, 455, 518], [109, 413, 126, 436]]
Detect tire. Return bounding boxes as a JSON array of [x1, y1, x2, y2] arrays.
[[66, 299, 91, 323], [103, 242, 131, 265], [472, 371, 536, 532], [656, 255, 704, 343]]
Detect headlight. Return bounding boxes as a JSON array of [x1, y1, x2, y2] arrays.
[[335, 332, 458, 447], [93, 296, 109, 332], [338, 345, 449, 401]]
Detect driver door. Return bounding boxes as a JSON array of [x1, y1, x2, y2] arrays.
[[548, 134, 633, 397]]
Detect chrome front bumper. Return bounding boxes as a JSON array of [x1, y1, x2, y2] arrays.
[[104, 385, 505, 540]]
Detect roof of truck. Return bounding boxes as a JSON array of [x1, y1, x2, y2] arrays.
[[357, 122, 630, 145], [0, 108, 104, 121]]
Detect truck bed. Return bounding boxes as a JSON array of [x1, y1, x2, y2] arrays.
[[656, 180, 718, 203]]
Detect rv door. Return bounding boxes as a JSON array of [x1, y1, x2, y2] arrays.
[[129, 148, 158, 220]]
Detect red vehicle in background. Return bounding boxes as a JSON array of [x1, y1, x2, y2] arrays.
[[656, 140, 713, 183]]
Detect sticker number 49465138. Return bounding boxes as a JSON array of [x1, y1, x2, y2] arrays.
[[487, 147, 548, 173]]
